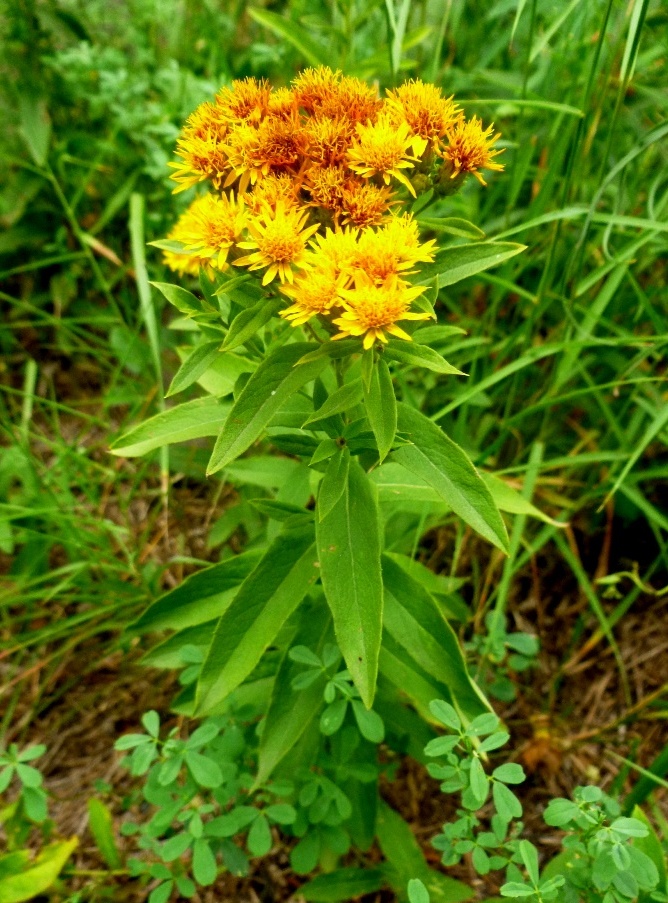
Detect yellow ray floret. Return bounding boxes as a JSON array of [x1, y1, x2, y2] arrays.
[[245, 173, 301, 216], [280, 264, 347, 325], [173, 192, 247, 270], [162, 201, 211, 276], [348, 215, 436, 283], [169, 102, 230, 192], [347, 116, 418, 197], [234, 201, 320, 285], [385, 80, 461, 155], [439, 116, 505, 185], [309, 227, 360, 276], [332, 274, 431, 349]]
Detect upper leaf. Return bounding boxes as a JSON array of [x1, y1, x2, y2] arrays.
[[207, 342, 327, 474], [392, 404, 509, 552]]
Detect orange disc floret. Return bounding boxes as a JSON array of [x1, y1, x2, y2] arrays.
[[292, 67, 344, 113], [280, 264, 347, 325], [234, 200, 320, 285], [439, 116, 505, 185], [318, 75, 383, 125], [305, 165, 347, 215], [304, 116, 353, 167], [215, 77, 271, 123], [385, 79, 461, 155], [174, 192, 247, 270], [254, 113, 309, 170], [347, 115, 418, 197], [268, 87, 298, 119], [340, 179, 395, 228], [332, 274, 431, 349]]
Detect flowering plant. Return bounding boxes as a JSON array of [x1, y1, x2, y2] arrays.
[[115, 67, 525, 731]]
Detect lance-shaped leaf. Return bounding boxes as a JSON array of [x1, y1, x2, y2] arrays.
[[111, 397, 230, 457], [130, 550, 262, 634], [317, 447, 350, 522], [382, 554, 490, 722], [414, 241, 526, 288], [363, 359, 396, 463], [303, 379, 363, 427], [392, 404, 508, 552], [196, 525, 319, 714], [383, 342, 465, 376], [222, 297, 283, 352], [150, 281, 203, 315], [316, 459, 383, 708], [167, 340, 221, 397], [255, 605, 332, 787], [207, 342, 326, 474]]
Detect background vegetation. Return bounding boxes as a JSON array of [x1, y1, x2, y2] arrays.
[[1, 0, 666, 899]]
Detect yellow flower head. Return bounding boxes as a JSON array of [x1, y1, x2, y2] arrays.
[[169, 102, 230, 192], [234, 200, 320, 284], [268, 87, 298, 119], [222, 123, 267, 192], [280, 265, 346, 325], [348, 215, 436, 283], [174, 192, 247, 270], [309, 227, 359, 276], [245, 173, 301, 216], [333, 274, 430, 349], [293, 68, 382, 124], [305, 165, 347, 215], [341, 179, 395, 228], [162, 200, 210, 276], [216, 78, 271, 123], [439, 116, 505, 185], [347, 116, 418, 197], [304, 116, 353, 167], [385, 80, 461, 155]]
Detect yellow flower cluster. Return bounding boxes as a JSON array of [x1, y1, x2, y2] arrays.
[[163, 68, 504, 348]]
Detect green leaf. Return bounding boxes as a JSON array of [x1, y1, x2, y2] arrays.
[[291, 832, 321, 875], [247, 8, 329, 67], [150, 281, 202, 315], [0, 838, 78, 903], [392, 405, 509, 552], [351, 701, 385, 743], [111, 397, 230, 457], [265, 804, 296, 825], [480, 472, 565, 527], [363, 359, 396, 462], [87, 799, 121, 869], [207, 342, 326, 474], [185, 751, 223, 788], [222, 297, 283, 352], [317, 459, 383, 708], [255, 607, 331, 787], [408, 878, 431, 903], [300, 868, 386, 902], [196, 525, 318, 713], [499, 881, 534, 897], [131, 550, 261, 634], [162, 832, 192, 861], [167, 341, 221, 397], [414, 242, 526, 288], [415, 217, 485, 239], [148, 882, 173, 903], [493, 763, 526, 784], [304, 379, 364, 427], [383, 343, 465, 376], [317, 446, 350, 522], [247, 814, 273, 856], [320, 699, 348, 735], [382, 556, 489, 722], [519, 841, 540, 885], [493, 782, 523, 821], [469, 757, 489, 805], [192, 838, 217, 886], [376, 802, 473, 902], [19, 94, 51, 167]]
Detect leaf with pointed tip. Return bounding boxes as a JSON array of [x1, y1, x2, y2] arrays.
[[207, 343, 326, 474], [392, 405, 508, 552], [317, 460, 383, 708], [363, 359, 396, 463]]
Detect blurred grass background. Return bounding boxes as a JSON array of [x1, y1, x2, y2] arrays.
[[0, 0, 666, 779]]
